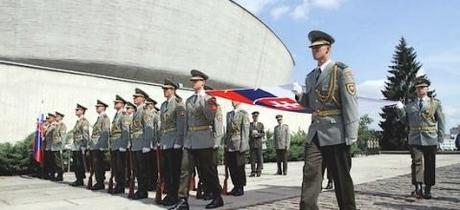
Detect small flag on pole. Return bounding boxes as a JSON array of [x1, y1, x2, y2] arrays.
[[33, 114, 45, 165]]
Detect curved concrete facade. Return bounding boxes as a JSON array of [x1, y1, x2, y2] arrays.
[[0, 0, 294, 88]]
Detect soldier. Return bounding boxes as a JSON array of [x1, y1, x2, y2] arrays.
[[125, 101, 136, 184], [89, 100, 111, 190], [145, 97, 161, 192], [51, 111, 67, 181], [396, 78, 445, 199], [249, 111, 265, 177], [169, 70, 223, 210], [130, 88, 151, 199], [109, 95, 131, 194], [225, 101, 250, 196], [44, 113, 57, 180], [126, 101, 137, 116], [292, 30, 359, 210], [158, 79, 186, 206], [70, 104, 90, 187], [273, 115, 290, 176]]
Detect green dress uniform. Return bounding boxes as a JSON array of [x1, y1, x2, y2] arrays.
[[144, 102, 160, 192], [109, 95, 131, 193], [130, 88, 152, 199], [297, 31, 358, 210], [70, 104, 90, 186], [44, 118, 57, 179], [160, 92, 186, 204], [274, 119, 290, 175], [172, 70, 223, 210], [249, 119, 265, 177], [89, 101, 111, 189], [224, 107, 250, 195], [51, 120, 67, 180], [397, 79, 445, 198]]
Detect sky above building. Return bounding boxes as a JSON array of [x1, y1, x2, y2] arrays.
[[234, 0, 460, 131]]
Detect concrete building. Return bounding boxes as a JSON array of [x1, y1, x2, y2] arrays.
[[0, 0, 309, 143]]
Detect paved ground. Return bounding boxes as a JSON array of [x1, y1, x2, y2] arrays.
[[246, 163, 460, 210], [0, 154, 459, 210]]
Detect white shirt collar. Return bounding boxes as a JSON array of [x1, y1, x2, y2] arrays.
[[418, 96, 429, 101], [99, 111, 105, 116], [195, 89, 206, 96], [318, 59, 332, 72]]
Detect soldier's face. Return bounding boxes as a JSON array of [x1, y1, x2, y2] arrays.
[[55, 116, 62, 121], [191, 79, 204, 90], [277, 118, 282, 124], [114, 102, 124, 110], [133, 96, 144, 105], [75, 109, 83, 116], [252, 115, 258, 121], [311, 45, 330, 61], [416, 86, 428, 97], [96, 106, 104, 113], [127, 108, 135, 115], [163, 87, 174, 97]]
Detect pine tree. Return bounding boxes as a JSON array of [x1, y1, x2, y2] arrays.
[[379, 37, 432, 150]]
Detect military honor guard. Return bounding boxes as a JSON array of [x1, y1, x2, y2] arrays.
[[70, 104, 90, 186], [249, 111, 265, 177], [43, 113, 57, 180], [292, 30, 359, 210], [108, 95, 131, 194], [89, 100, 111, 190], [130, 88, 151, 199], [169, 70, 223, 210], [224, 101, 250, 196], [396, 78, 445, 199], [273, 114, 290, 176], [158, 79, 186, 206], [51, 111, 67, 181]]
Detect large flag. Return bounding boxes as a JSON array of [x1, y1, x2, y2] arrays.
[[33, 114, 45, 165], [206, 84, 397, 113]]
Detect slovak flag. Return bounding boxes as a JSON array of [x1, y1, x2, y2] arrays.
[[33, 114, 45, 165], [206, 84, 398, 113], [206, 85, 305, 113]]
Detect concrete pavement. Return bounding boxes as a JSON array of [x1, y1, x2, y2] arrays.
[[1, 154, 459, 210]]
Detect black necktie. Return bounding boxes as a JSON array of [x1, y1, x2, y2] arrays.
[[193, 95, 198, 103], [315, 67, 321, 82], [419, 99, 423, 110]]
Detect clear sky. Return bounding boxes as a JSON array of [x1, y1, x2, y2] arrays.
[[234, 0, 460, 131]]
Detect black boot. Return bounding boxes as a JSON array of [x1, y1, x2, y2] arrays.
[[256, 172, 261, 177], [91, 182, 105, 191], [52, 173, 64, 182], [424, 185, 432, 199], [70, 179, 84, 187], [203, 192, 214, 201], [325, 180, 333, 190], [112, 185, 125, 194], [205, 196, 224, 209], [413, 183, 423, 199], [230, 187, 244, 196], [249, 172, 256, 177], [160, 195, 179, 206], [131, 190, 148, 200], [168, 198, 189, 210]]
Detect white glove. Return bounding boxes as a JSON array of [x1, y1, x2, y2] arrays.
[[119, 147, 127, 152], [142, 147, 151, 153], [396, 101, 405, 109], [292, 82, 303, 96], [173, 144, 182, 149], [64, 144, 71, 150]]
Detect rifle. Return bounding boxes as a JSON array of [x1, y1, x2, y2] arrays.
[[127, 145, 135, 198], [154, 144, 163, 203], [189, 174, 196, 191], [107, 150, 115, 193], [86, 150, 94, 189], [223, 151, 229, 195]]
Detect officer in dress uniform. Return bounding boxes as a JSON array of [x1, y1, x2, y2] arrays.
[[396, 78, 445, 199], [169, 70, 223, 210], [292, 30, 359, 210], [273, 115, 290, 175], [249, 111, 265, 177], [89, 100, 111, 190], [158, 79, 186, 206], [225, 101, 250, 196], [51, 111, 67, 181], [109, 95, 131, 194], [70, 104, 90, 186], [44, 113, 57, 180], [130, 88, 151, 199]]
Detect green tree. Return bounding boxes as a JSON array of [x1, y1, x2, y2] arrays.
[[380, 37, 433, 150]]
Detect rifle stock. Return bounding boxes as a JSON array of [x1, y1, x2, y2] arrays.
[[107, 150, 114, 193], [128, 146, 135, 198], [154, 145, 163, 203], [223, 151, 229, 195], [86, 150, 93, 189]]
